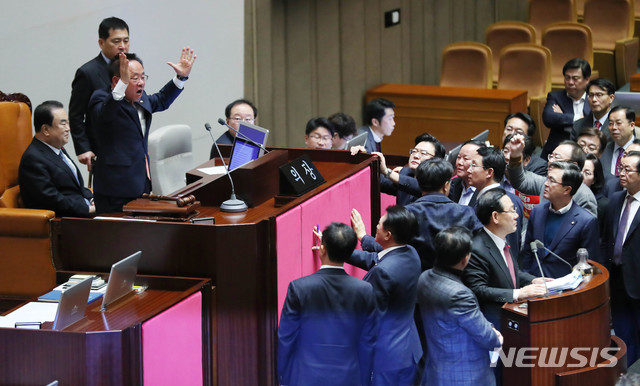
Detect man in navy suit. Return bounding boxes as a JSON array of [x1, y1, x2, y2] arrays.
[[357, 98, 395, 153], [520, 162, 600, 278], [69, 17, 130, 171], [19, 101, 95, 217], [278, 222, 377, 386], [419, 227, 503, 386], [570, 77, 615, 143], [347, 205, 422, 385], [602, 151, 640, 365], [209, 99, 258, 159], [541, 58, 591, 159], [89, 49, 195, 213]]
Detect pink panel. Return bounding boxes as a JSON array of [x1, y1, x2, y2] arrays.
[[346, 169, 372, 279], [276, 206, 303, 321], [142, 291, 202, 386], [380, 193, 396, 214]]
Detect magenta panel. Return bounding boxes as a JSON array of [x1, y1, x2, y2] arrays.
[[275, 206, 303, 321]]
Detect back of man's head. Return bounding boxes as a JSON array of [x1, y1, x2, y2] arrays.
[[108, 53, 143, 78], [322, 222, 358, 263], [382, 205, 419, 245], [34, 100, 64, 132], [328, 112, 357, 139], [477, 146, 506, 182], [364, 98, 395, 125], [414, 133, 446, 158], [98, 17, 129, 39], [475, 188, 507, 226], [415, 158, 453, 193], [434, 227, 472, 268]]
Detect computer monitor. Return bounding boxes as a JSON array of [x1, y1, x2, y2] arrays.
[[228, 122, 270, 171], [344, 131, 368, 150], [52, 277, 92, 331], [101, 251, 142, 311]]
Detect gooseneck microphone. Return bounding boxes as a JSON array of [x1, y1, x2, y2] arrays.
[[529, 241, 549, 293], [205, 122, 248, 212], [533, 240, 574, 271], [217, 118, 270, 154]]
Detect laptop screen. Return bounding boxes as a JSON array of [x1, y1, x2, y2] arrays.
[[100, 251, 142, 311], [228, 122, 269, 171]]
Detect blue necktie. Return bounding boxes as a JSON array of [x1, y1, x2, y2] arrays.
[[59, 149, 79, 184]]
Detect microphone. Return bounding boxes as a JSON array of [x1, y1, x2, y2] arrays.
[[529, 241, 548, 293], [533, 240, 574, 271], [205, 122, 248, 212], [217, 118, 270, 154]]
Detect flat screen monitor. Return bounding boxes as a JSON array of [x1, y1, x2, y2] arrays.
[[52, 277, 92, 331], [345, 131, 368, 149], [101, 251, 141, 311], [228, 122, 270, 171]]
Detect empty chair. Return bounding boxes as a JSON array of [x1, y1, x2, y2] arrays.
[[148, 124, 194, 196], [528, 0, 577, 43], [486, 21, 537, 86], [497, 43, 552, 146], [583, 0, 639, 87], [542, 22, 596, 89], [440, 42, 493, 89]]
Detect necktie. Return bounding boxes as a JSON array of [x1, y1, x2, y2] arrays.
[[59, 149, 79, 184], [595, 121, 602, 130], [504, 244, 517, 287], [376, 142, 382, 152], [613, 195, 635, 265], [615, 147, 624, 176]]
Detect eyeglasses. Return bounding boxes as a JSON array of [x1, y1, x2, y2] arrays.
[[409, 148, 434, 158], [545, 176, 566, 186], [617, 165, 638, 175], [499, 209, 518, 214], [129, 74, 148, 84], [577, 141, 599, 152], [230, 117, 255, 123], [468, 163, 486, 170], [548, 153, 568, 162], [309, 134, 332, 142]]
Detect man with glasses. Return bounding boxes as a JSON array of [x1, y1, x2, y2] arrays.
[[519, 162, 599, 278], [304, 117, 335, 150], [602, 151, 640, 365], [600, 105, 636, 176], [69, 17, 130, 172], [89, 48, 196, 213], [570, 78, 615, 142], [576, 127, 607, 156], [209, 99, 258, 158], [505, 135, 597, 216], [500, 113, 547, 176]]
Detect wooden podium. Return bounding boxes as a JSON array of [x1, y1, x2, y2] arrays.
[[501, 261, 626, 385]]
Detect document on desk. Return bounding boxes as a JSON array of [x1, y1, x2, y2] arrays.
[[547, 270, 583, 293], [0, 302, 58, 328], [197, 166, 227, 175]]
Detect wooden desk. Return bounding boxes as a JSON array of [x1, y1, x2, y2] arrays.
[[365, 83, 528, 154], [52, 149, 379, 385], [0, 275, 212, 385]]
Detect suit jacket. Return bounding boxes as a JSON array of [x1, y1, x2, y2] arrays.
[[379, 166, 421, 206], [542, 90, 590, 157], [89, 80, 182, 198], [507, 159, 598, 216], [69, 53, 111, 155], [570, 112, 611, 143], [347, 245, 422, 371], [448, 176, 478, 204], [418, 267, 500, 386], [209, 131, 235, 159], [357, 126, 378, 153], [601, 190, 640, 299], [472, 189, 525, 259], [600, 141, 625, 177], [525, 154, 548, 176], [464, 229, 537, 328], [277, 268, 377, 386], [18, 138, 93, 217], [603, 176, 622, 198], [520, 202, 600, 278]]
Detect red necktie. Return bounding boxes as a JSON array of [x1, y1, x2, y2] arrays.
[[595, 121, 602, 130], [504, 244, 517, 288]]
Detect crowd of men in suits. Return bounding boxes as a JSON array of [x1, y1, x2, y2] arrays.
[[278, 57, 640, 385]]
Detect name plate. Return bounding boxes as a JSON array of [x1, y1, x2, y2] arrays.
[[279, 154, 325, 196]]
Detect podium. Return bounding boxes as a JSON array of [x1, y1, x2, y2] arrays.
[[501, 261, 627, 385]]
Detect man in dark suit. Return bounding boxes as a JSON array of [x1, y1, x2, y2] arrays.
[[600, 105, 636, 176], [449, 140, 483, 204], [209, 99, 258, 159], [278, 222, 377, 386], [377, 132, 446, 205], [19, 101, 94, 217], [69, 17, 130, 171], [357, 98, 395, 153], [347, 205, 422, 385], [570, 77, 615, 143], [601, 151, 640, 365], [467, 145, 524, 256], [418, 227, 502, 386], [463, 188, 548, 329], [520, 162, 600, 278], [541, 58, 591, 159], [89, 49, 195, 213]]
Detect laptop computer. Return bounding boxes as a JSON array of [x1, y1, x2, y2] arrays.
[[52, 276, 92, 331], [228, 122, 270, 171], [100, 251, 142, 311], [345, 131, 368, 149], [446, 129, 490, 166]]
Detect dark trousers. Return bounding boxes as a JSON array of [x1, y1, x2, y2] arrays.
[[611, 264, 640, 366], [94, 179, 150, 214]]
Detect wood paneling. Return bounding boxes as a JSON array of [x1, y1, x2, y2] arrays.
[[245, 0, 528, 150]]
